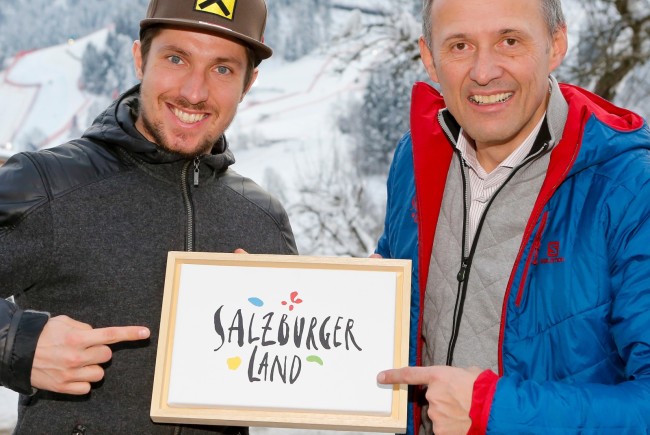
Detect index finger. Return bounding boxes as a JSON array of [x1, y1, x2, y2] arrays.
[[377, 366, 438, 386], [81, 326, 150, 347]]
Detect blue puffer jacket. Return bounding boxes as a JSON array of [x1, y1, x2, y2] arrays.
[[376, 81, 650, 434]]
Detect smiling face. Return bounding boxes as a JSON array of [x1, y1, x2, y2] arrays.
[[420, 0, 567, 165], [132, 28, 257, 158]]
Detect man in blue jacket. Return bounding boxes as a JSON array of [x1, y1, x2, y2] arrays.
[[375, 0, 650, 433]]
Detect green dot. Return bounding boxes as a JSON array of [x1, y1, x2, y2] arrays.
[[306, 355, 324, 366]]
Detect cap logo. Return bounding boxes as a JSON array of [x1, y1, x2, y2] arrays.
[[195, 0, 237, 21]]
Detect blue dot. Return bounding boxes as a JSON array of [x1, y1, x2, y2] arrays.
[[248, 297, 264, 307]]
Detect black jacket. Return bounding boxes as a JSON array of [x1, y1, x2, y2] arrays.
[[0, 85, 297, 434]]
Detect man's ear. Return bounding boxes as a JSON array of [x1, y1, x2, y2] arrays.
[[548, 25, 568, 74], [419, 36, 439, 84], [132, 40, 144, 80]]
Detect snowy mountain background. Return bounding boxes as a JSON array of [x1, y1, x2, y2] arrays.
[[1, 0, 649, 432]]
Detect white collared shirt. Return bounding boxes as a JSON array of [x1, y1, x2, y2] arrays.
[[456, 115, 545, 244]]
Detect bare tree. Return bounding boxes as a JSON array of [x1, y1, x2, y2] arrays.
[[562, 0, 650, 105], [289, 147, 384, 257]]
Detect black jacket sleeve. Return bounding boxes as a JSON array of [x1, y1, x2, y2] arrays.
[[0, 153, 53, 394], [0, 299, 49, 394]]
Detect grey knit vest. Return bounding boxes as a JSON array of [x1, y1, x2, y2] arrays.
[[423, 146, 551, 370]]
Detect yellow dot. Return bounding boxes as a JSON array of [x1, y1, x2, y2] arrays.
[[227, 357, 242, 371]]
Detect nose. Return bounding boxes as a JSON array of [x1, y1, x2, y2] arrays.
[[468, 47, 503, 86], [180, 68, 209, 105]]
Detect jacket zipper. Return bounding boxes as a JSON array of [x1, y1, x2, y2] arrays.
[[175, 157, 200, 434], [181, 157, 201, 252], [438, 113, 472, 366], [439, 111, 551, 365], [446, 155, 471, 366], [193, 157, 201, 187]]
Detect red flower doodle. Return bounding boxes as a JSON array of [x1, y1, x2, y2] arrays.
[[281, 291, 303, 311]]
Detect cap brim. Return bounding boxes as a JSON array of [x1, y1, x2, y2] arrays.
[[140, 18, 272, 63]]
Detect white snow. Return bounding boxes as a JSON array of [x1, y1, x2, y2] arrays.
[[0, 28, 112, 152]]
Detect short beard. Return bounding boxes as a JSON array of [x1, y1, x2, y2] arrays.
[[140, 100, 218, 159]]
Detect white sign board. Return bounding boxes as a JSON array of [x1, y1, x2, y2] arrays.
[[151, 252, 411, 432]]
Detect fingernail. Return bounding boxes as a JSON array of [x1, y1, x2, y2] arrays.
[[140, 328, 150, 339], [377, 372, 385, 383]]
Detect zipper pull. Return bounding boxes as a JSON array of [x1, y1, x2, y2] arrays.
[[457, 258, 469, 282], [193, 157, 200, 187]]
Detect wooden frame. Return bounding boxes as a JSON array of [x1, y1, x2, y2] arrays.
[[151, 252, 411, 432]]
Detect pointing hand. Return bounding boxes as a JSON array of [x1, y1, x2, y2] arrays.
[[378, 365, 482, 435], [31, 315, 150, 395]]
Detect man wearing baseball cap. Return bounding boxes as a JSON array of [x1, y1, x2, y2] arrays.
[[0, 0, 296, 433]]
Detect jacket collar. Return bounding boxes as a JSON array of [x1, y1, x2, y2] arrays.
[[83, 84, 236, 172], [546, 75, 569, 149]]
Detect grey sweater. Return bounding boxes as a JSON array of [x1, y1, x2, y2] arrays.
[[0, 85, 297, 434]]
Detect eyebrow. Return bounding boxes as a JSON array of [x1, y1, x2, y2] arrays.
[[499, 28, 525, 36], [443, 33, 468, 42], [159, 45, 244, 67], [442, 28, 526, 43], [159, 45, 191, 57]]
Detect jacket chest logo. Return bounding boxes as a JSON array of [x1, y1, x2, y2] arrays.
[[533, 241, 565, 265]]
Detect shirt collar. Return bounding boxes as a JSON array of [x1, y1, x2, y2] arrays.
[[456, 111, 546, 175]]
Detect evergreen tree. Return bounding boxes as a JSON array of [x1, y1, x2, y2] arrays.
[[80, 30, 138, 97], [114, 5, 144, 40], [353, 60, 424, 175], [266, 0, 331, 61], [105, 31, 138, 93], [339, 10, 428, 176], [0, 0, 147, 60], [81, 43, 110, 95]]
